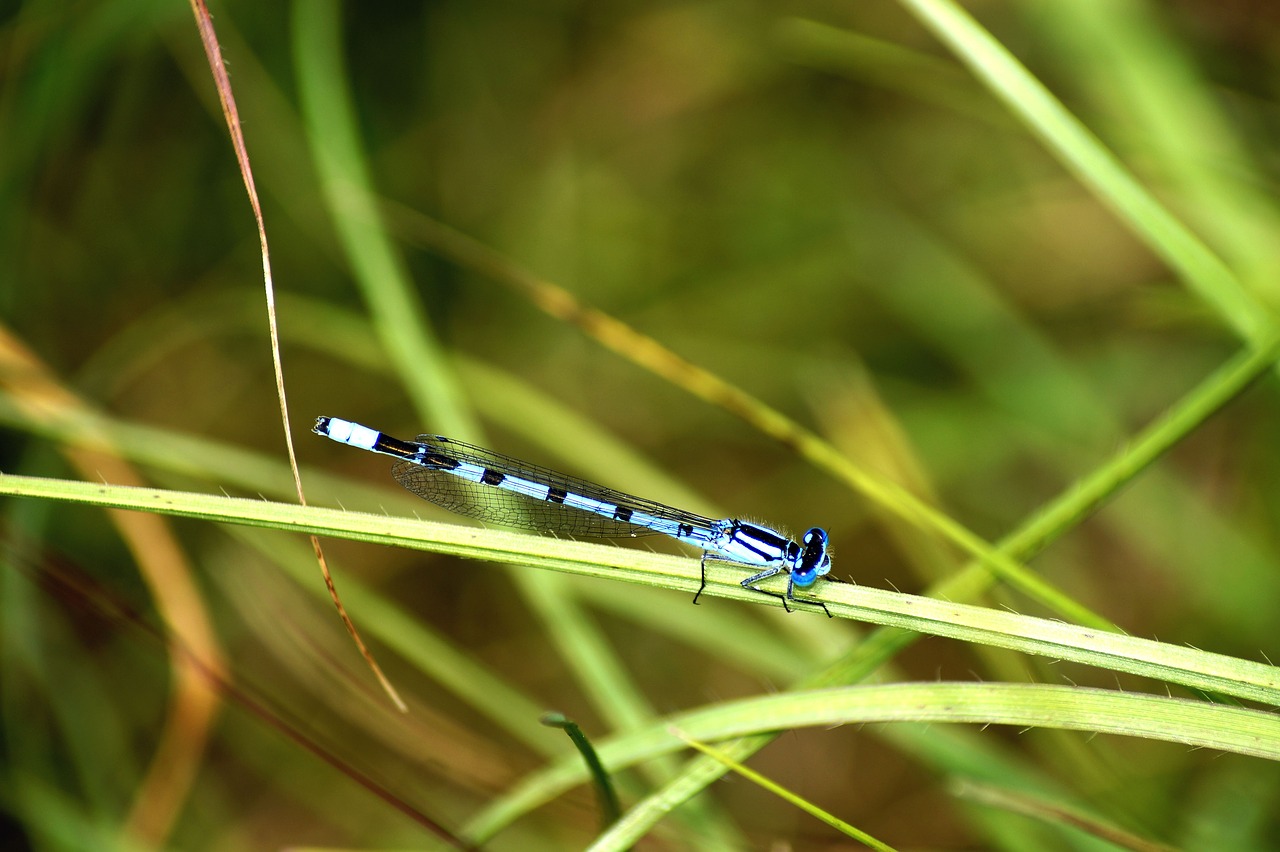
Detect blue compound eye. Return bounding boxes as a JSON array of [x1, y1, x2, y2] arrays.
[[791, 564, 820, 588], [796, 527, 831, 581]]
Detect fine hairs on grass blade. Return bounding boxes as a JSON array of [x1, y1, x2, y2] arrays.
[[3, 473, 1277, 709]]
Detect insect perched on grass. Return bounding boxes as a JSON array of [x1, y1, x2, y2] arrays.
[[314, 416, 833, 615]]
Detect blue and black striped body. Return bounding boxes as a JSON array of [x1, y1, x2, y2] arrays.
[[314, 416, 832, 613]]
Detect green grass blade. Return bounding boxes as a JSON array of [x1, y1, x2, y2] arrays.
[[470, 682, 1280, 844], [3, 474, 1275, 706], [541, 713, 622, 830], [290, 0, 477, 438], [897, 0, 1270, 343]]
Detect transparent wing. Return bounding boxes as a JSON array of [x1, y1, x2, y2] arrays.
[[390, 434, 719, 540]]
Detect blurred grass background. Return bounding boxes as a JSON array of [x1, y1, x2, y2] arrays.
[[3, 0, 1280, 849]]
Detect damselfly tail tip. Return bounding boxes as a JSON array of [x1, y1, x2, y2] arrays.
[[313, 417, 379, 450]]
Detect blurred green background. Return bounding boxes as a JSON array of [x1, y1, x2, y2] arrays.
[[3, 1, 1280, 849]]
